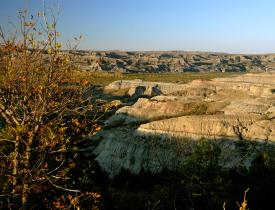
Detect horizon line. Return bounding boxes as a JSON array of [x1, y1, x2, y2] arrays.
[[74, 49, 275, 55]]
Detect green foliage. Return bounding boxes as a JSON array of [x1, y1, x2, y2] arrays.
[[108, 140, 275, 210], [246, 151, 275, 210], [177, 140, 223, 209], [183, 139, 221, 172]]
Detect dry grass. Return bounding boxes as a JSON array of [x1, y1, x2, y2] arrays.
[[75, 71, 244, 86]]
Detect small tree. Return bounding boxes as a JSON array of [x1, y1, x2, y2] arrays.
[[0, 8, 103, 209]]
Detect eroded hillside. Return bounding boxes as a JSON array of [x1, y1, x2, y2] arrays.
[[74, 50, 275, 73], [84, 73, 275, 176]]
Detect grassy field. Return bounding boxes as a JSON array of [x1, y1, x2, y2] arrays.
[[77, 71, 244, 86]]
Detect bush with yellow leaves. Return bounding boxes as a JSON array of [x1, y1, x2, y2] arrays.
[[0, 8, 105, 209]]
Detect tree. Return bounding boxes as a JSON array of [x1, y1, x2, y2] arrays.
[[0, 8, 103, 209]]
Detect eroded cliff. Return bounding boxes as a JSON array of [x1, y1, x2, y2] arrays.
[[85, 73, 275, 176]]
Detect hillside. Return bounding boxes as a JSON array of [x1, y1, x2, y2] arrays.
[[74, 50, 275, 73]]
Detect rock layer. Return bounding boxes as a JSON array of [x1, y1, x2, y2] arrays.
[[88, 73, 275, 176]]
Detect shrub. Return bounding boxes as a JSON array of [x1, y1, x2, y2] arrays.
[[0, 8, 104, 209]]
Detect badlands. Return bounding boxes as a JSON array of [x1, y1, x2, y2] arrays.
[[86, 73, 275, 176], [75, 50, 275, 73]]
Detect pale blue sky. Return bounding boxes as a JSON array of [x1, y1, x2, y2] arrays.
[[1, 0, 275, 53]]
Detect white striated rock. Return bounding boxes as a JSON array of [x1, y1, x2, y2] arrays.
[[90, 73, 275, 176], [266, 106, 275, 119], [222, 100, 270, 115], [137, 114, 271, 141], [105, 97, 210, 126]]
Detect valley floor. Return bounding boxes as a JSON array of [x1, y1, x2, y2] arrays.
[[78, 71, 244, 86]]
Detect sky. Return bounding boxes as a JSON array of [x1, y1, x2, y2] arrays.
[[1, 0, 275, 54]]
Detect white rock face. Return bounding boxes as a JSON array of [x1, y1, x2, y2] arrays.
[[104, 73, 275, 97], [105, 97, 210, 126], [212, 73, 275, 85], [137, 114, 269, 141], [266, 106, 275, 119], [222, 100, 271, 115], [104, 80, 189, 95], [92, 127, 194, 176], [90, 73, 275, 176]]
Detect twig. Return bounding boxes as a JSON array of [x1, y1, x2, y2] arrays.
[[0, 138, 16, 143], [0, 194, 20, 197], [47, 159, 65, 175], [47, 177, 80, 193], [223, 201, 226, 210]]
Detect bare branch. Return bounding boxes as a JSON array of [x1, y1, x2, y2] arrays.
[[47, 177, 80, 193], [0, 139, 16, 143], [47, 159, 65, 175]]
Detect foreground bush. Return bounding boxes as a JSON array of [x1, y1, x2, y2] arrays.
[[0, 9, 107, 209]]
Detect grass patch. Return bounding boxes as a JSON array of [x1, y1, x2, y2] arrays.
[[76, 71, 244, 86]]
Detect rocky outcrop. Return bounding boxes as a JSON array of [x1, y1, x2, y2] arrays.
[[91, 127, 272, 176], [86, 73, 275, 176], [104, 73, 275, 98], [74, 51, 275, 73], [138, 114, 272, 141], [104, 80, 188, 96], [105, 96, 215, 127]]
